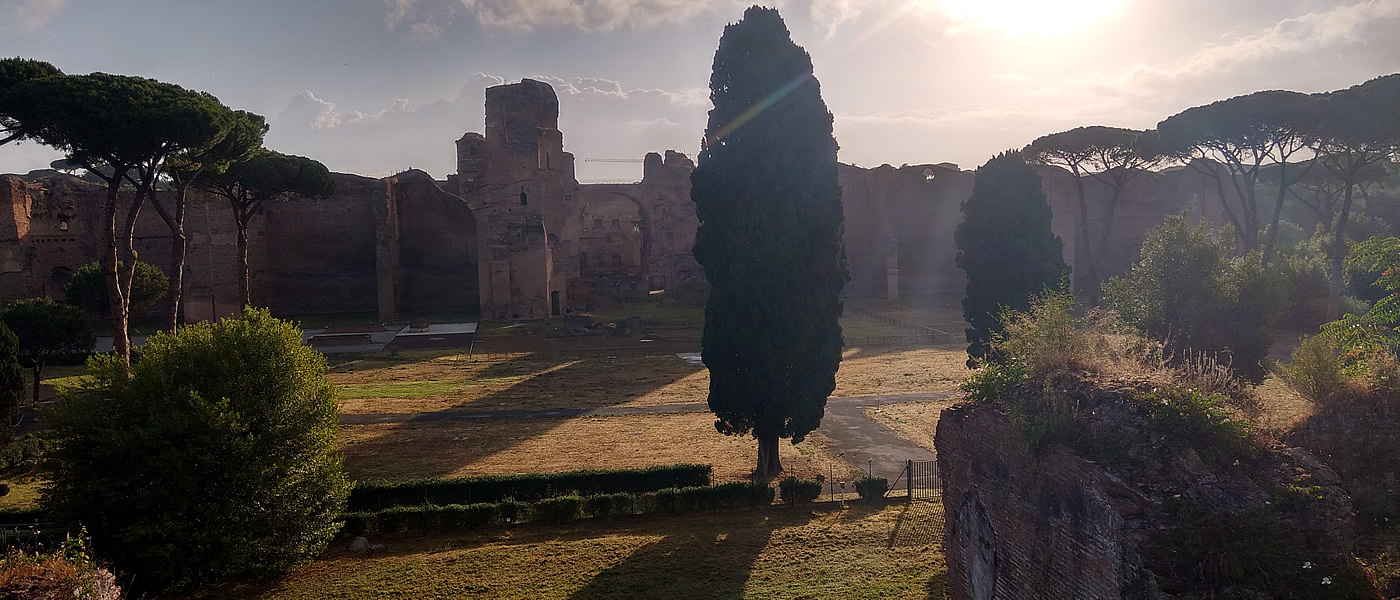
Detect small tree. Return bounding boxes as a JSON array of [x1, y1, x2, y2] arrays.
[[1104, 214, 1287, 382], [690, 6, 848, 478], [1, 72, 228, 367], [62, 261, 168, 318], [153, 109, 267, 331], [200, 150, 335, 307], [42, 308, 350, 593], [0, 325, 22, 443], [0, 298, 93, 407], [956, 151, 1069, 366]]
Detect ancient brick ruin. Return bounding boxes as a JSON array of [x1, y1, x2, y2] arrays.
[[1, 78, 1234, 321], [936, 389, 1369, 599]]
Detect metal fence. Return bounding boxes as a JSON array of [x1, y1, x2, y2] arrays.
[[888, 459, 940, 501]]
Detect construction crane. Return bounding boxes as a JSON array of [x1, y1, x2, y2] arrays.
[[582, 158, 645, 163]]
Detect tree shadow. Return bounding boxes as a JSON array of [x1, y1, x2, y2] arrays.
[[565, 511, 809, 600], [887, 499, 945, 549], [340, 350, 709, 481]]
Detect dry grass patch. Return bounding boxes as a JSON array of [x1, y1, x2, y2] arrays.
[[333, 352, 707, 415], [195, 502, 947, 600], [341, 413, 849, 483], [1255, 374, 1314, 431], [332, 347, 968, 416], [834, 346, 969, 397], [866, 399, 958, 454]]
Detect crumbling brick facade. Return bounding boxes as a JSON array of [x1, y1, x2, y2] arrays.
[[1, 77, 1235, 322]]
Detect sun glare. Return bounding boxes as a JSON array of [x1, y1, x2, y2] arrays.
[[935, 0, 1125, 35]]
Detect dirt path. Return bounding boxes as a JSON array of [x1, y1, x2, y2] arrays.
[[820, 397, 940, 482]]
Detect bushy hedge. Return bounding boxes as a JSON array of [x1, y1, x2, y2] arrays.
[[348, 464, 712, 511], [778, 477, 822, 505], [340, 481, 775, 536], [854, 476, 888, 501]]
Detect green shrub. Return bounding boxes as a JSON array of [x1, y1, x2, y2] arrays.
[[348, 464, 711, 511], [1141, 387, 1254, 464], [854, 476, 888, 501], [995, 289, 1094, 376], [638, 488, 678, 515], [1280, 334, 1348, 404], [42, 308, 350, 593], [497, 497, 526, 525], [583, 493, 635, 518], [1104, 215, 1286, 383], [959, 359, 1027, 404], [61, 260, 168, 317], [532, 494, 583, 524], [778, 477, 821, 505], [0, 434, 51, 471], [339, 512, 377, 537]]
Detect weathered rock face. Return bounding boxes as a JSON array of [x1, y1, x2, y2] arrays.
[[937, 379, 1367, 600]]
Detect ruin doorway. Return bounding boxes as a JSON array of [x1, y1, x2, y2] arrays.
[[550, 291, 560, 316]]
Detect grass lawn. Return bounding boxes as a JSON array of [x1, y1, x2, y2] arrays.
[[341, 412, 861, 484], [190, 501, 948, 600], [865, 399, 957, 455], [331, 347, 970, 416], [0, 467, 43, 512]]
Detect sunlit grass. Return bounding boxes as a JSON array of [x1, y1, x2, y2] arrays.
[[193, 502, 947, 600]]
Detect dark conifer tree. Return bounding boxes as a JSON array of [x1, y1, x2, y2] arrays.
[[956, 151, 1068, 366], [691, 6, 848, 478]]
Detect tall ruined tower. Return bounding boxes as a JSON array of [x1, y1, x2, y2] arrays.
[[462, 79, 570, 320]]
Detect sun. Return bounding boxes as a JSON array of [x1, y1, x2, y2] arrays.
[[934, 0, 1125, 35]]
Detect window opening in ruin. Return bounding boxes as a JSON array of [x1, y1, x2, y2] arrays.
[[611, 218, 620, 230], [612, 254, 622, 268], [593, 219, 604, 231], [519, 189, 528, 206], [550, 291, 560, 316]]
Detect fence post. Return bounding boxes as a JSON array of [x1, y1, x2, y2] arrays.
[[906, 459, 913, 502]]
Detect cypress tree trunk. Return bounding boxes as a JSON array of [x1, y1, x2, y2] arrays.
[[756, 434, 782, 478]]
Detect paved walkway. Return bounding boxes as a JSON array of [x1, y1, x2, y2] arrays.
[[341, 390, 955, 481]]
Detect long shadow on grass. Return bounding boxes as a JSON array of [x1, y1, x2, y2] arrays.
[[341, 351, 706, 482], [566, 510, 815, 600]]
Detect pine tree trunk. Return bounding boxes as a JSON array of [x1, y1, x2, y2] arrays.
[[30, 364, 40, 407], [167, 228, 186, 330], [1327, 180, 1356, 321], [103, 185, 130, 368], [1072, 173, 1098, 303], [237, 220, 251, 309]]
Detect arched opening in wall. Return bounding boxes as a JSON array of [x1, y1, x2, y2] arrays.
[[48, 266, 73, 298], [398, 192, 480, 317], [572, 192, 651, 309]]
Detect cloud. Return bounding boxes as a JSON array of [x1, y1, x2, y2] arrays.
[[269, 72, 706, 178], [0, 0, 67, 31], [1147, 0, 1400, 81], [385, 0, 747, 35]]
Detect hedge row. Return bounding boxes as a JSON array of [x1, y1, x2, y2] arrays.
[[341, 481, 775, 536], [348, 464, 713, 511]]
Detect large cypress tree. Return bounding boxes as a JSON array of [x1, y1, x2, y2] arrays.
[[691, 6, 848, 478], [956, 151, 1068, 366]]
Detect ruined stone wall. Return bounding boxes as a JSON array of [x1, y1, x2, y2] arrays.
[[937, 390, 1364, 600], [936, 405, 1162, 600]]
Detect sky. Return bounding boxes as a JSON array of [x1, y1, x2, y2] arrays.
[[2, 0, 1399, 181]]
